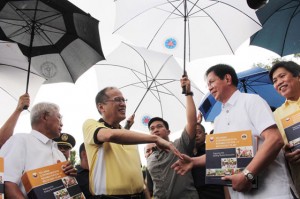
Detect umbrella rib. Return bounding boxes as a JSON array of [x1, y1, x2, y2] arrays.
[[192, 0, 261, 54], [113, 1, 172, 33], [146, 3, 182, 49], [281, 3, 299, 56]]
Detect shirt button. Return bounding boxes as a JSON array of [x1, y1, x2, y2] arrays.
[[227, 122, 230, 125]]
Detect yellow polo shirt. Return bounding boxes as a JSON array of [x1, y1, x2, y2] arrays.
[[82, 119, 144, 195], [274, 98, 300, 197]]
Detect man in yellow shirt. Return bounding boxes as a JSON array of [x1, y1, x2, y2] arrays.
[[270, 61, 300, 198], [83, 86, 182, 198]]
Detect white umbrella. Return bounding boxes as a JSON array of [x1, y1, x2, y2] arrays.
[[113, 0, 262, 73], [96, 42, 204, 132], [0, 42, 45, 125]]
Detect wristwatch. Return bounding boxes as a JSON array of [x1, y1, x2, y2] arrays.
[[243, 168, 255, 182]]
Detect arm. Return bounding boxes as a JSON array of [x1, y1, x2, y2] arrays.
[[0, 94, 30, 147], [97, 128, 182, 158], [171, 154, 206, 175], [5, 181, 26, 199], [181, 76, 197, 140], [222, 125, 284, 192]]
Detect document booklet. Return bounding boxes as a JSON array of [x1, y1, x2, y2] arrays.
[[281, 110, 300, 151], [205, 130, 257, 188], [21, 161, 85, 199]]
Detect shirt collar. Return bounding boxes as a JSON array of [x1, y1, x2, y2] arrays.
[[31, 129, 54, 145], [283, 97, 300, 107], [222, 90, 240, 109], [98, 118, 122, 129]]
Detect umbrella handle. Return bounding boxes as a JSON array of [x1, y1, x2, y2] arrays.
[[181, 72, 187, 94]]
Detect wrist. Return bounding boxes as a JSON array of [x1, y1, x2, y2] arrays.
[[185, 91, 193, 96], [243, 168, 255, 182]]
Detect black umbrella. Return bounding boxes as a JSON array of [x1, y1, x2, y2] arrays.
[[250, 0, 300, 57], [0, 0, 105, 93]]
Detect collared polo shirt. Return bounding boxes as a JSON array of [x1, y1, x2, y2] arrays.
[[214, 90, 291, 199], [82, 119, 144, 195], [274, 98, 300, 198], [0, 130, 66, 197]]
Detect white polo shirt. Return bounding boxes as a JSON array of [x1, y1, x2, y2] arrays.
[[214, 90, 292, 199], [0, 130, 66, 198]]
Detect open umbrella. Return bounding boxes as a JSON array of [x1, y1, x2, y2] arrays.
[[250, 0, 300, 57], [113, 0, 261, 75], [199, 67, 285, 122], [0, 42, 45, 125], [0, 0, 105, 93], [96, 42, 204, 132]]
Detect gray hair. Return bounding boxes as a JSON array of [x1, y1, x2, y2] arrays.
[[30, 102, 60, 126]]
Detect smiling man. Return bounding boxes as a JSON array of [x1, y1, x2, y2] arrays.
[[270, 61, 300, 198], [82, 87, 181, 198], [172, 64, 292, 199]]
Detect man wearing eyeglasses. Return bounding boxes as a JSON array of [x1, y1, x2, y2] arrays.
[[82, 86, 182, 199]]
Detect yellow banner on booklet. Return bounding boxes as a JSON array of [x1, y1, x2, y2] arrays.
[[22, 161, 68, 193], [206, 130, 253, 150], [281, 110, 300, 128]]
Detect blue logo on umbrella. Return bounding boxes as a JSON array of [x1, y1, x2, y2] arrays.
[[165, 38, 177, 49], [141, 115, 151, 126]]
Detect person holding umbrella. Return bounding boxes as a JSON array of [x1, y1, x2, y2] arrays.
[[82, 86, 182, 198], [171, 64, 292, 198], [0, 93, 30, 148], [146, 75, 199, 199], [270, 61, 300, 198]]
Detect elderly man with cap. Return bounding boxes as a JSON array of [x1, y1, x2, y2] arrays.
[[53, 133, 76, 160]]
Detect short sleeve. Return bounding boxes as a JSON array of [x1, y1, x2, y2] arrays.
[[0, 135, 26, 184]]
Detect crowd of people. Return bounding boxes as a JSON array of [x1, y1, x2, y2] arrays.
[[0, 61, 299, 199]]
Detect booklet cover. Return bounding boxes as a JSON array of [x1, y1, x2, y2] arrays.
[[205, 130, 257, 188], [21, 161, 85, 199], [0, 157, 4, 199], [281, 110, 300, 151]]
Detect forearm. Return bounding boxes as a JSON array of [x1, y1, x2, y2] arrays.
[[98, 128, 159, 144], [5, 181, 26, 199], [246, 127, 283, 175], [193, 154, 206, 167], [0, 109, 22, 147], [185, 95, 197, 138]]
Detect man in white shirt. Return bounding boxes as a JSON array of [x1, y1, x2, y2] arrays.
[[172, 64, 292, 199], [0, 102, 77, 198]]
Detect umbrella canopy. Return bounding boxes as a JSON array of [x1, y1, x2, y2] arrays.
[[113, 0, 261, 71], [96, 42, 204, 132], [0, 42, 45, 125], [0, 0, 105, 92], [199, 67, 286, 122], [250, 0, 300, 57]]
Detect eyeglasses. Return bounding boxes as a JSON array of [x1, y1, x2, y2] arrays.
[[105, 97, 128, 104]]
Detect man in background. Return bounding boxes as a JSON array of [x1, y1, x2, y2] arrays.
[[75, 143, 92, 198], [53, 132, 76, 160], [270, 61, 300, 198]]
